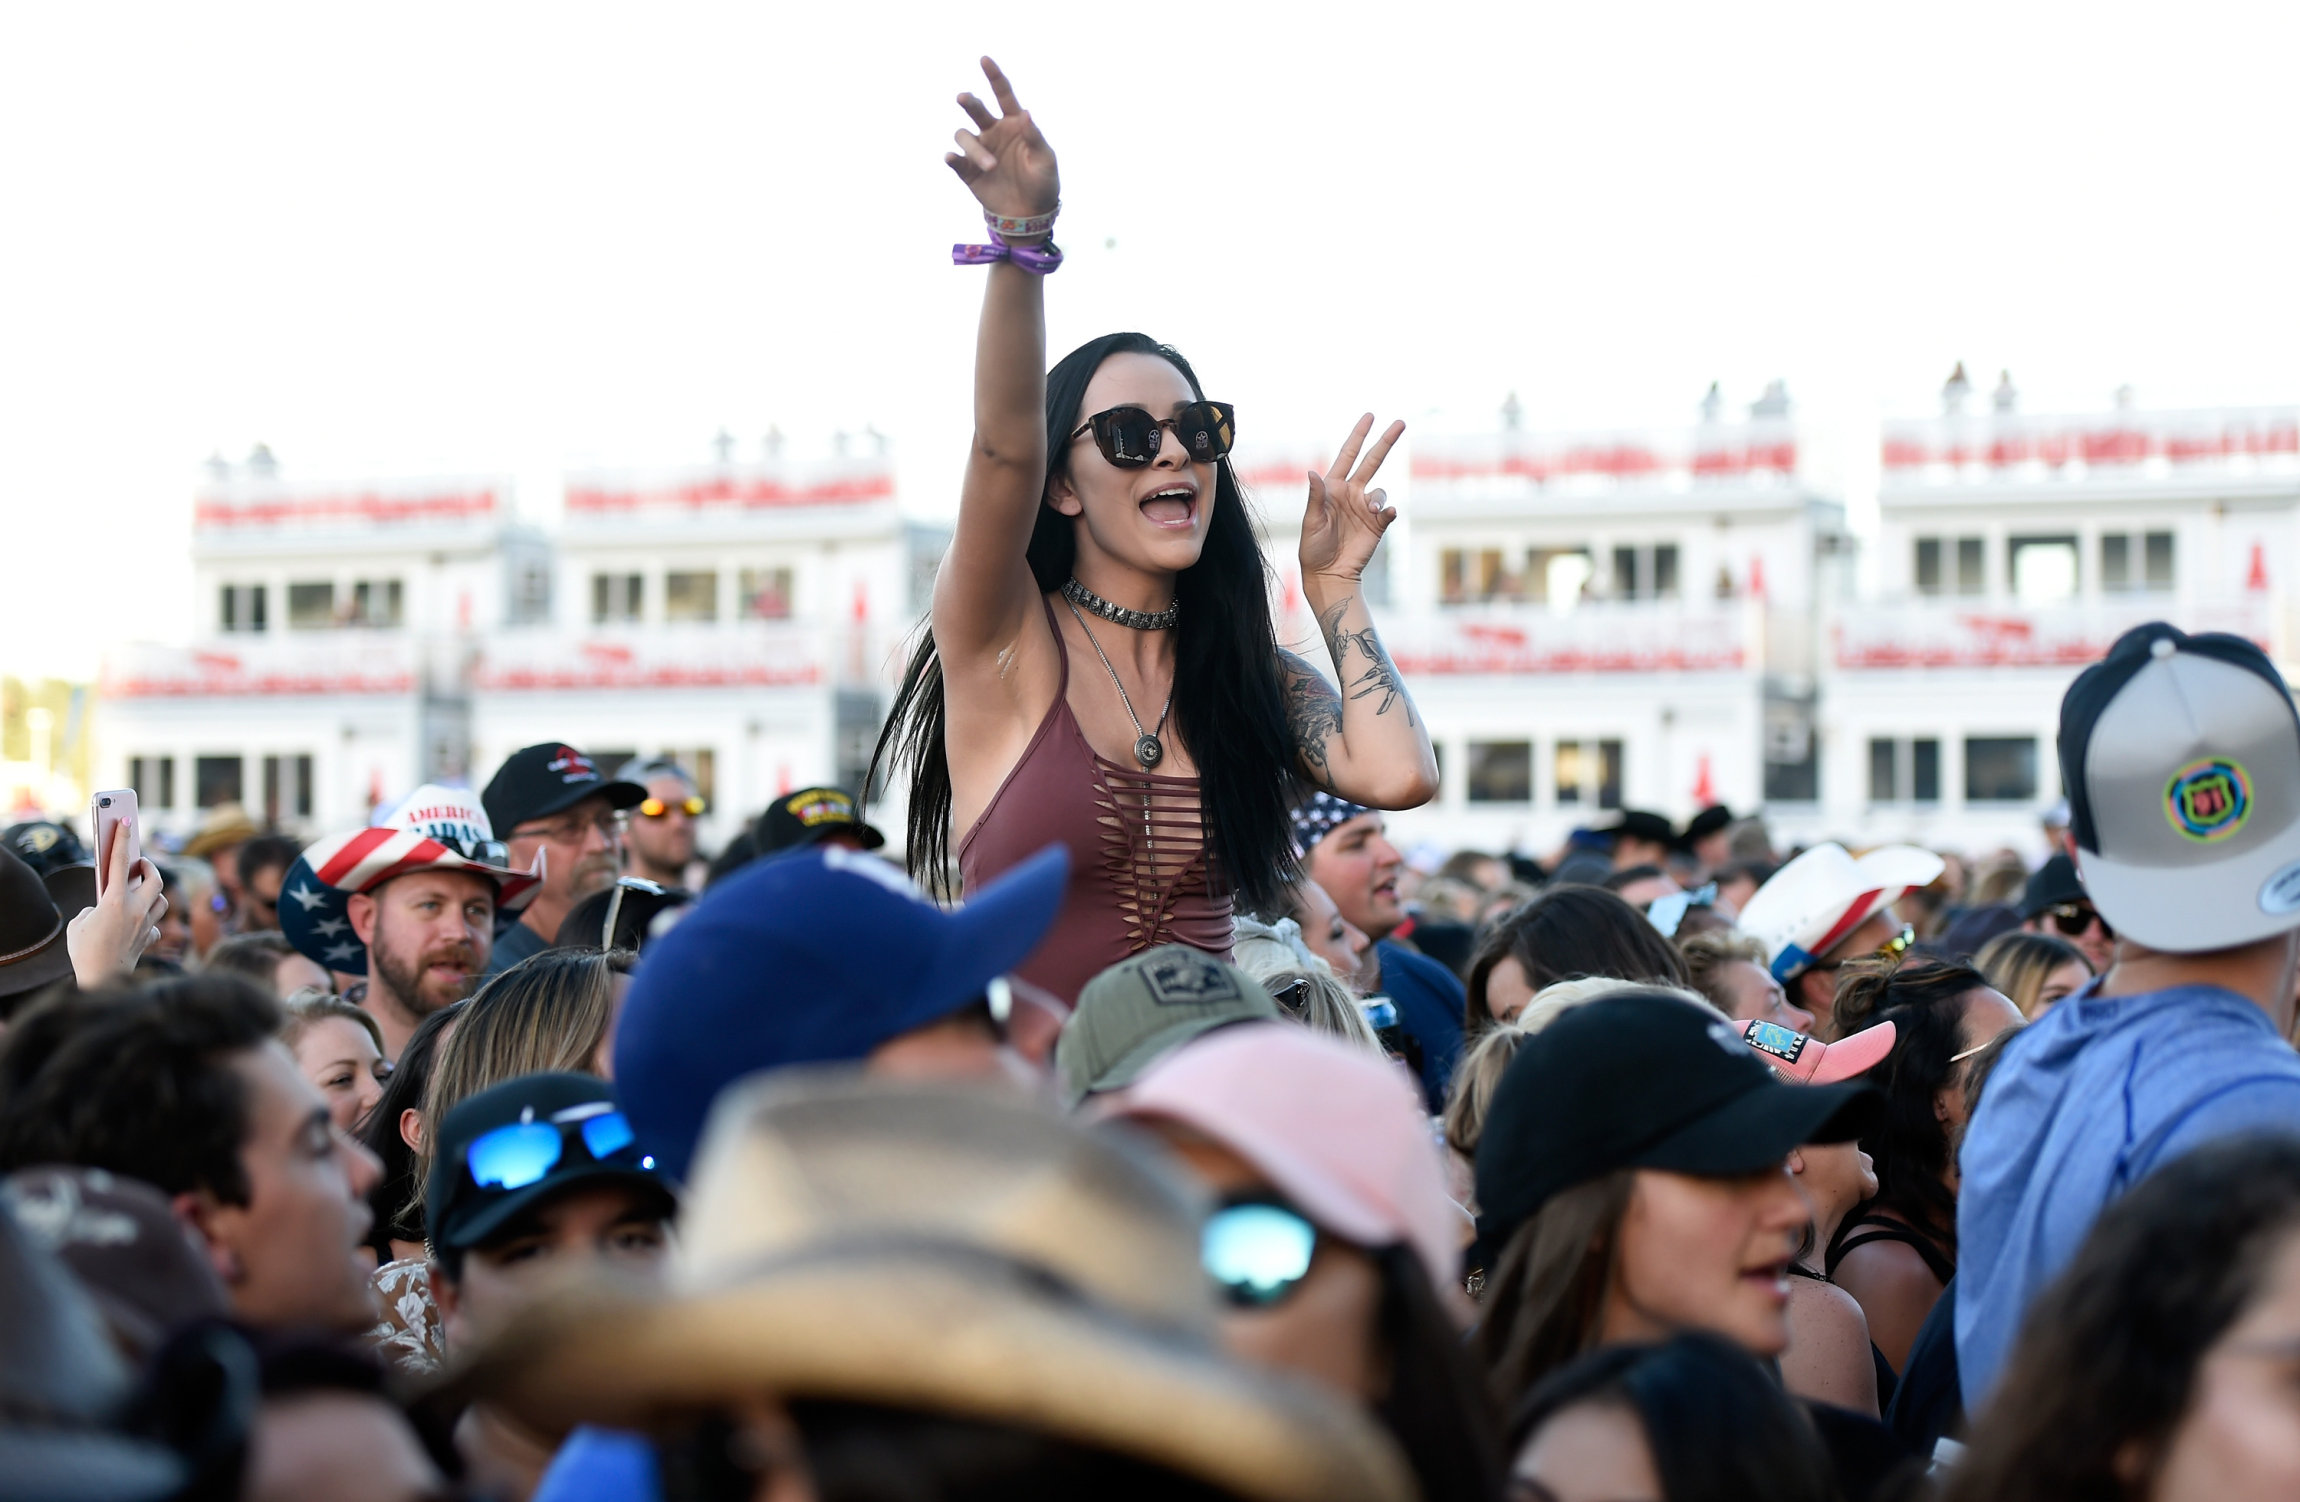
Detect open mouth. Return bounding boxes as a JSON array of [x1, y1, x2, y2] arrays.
[[1741, 1259, 1792, 1301], [1138, 483, 1198, 529]]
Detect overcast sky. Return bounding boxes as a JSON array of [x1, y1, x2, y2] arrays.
[[5, 2, 2299, 677]]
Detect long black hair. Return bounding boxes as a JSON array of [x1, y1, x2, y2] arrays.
[[1508, 1333, 1837, 1502], [1367, 1243, 1507, 1502], [1945, 1137, 2300, 1502], [1828, 958, 1991, 1249], [868, 332, 1300, 911]]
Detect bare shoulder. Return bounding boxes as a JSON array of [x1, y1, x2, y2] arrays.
[[1833, 1237, 1946, 1301], [1782, 1277, 1880, 1415]]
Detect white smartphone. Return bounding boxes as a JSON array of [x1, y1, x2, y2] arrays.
[[90, 788, 140, 898]]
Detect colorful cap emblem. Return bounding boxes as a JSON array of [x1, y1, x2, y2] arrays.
[[2166, 758, 2252, 842]]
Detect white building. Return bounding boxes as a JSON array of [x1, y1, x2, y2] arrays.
[[97, 386, 2300, 864], [1805, 390, 2299, 857], [98, 454, 930, 854]]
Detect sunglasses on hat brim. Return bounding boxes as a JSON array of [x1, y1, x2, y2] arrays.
[[464, 1102, 650, 1192], [1067, 401, 1236, 470], [1203, 1198, 1321, 1308]]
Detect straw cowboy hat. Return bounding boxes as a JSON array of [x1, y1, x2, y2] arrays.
[[439, 1074, 1414, 1502]]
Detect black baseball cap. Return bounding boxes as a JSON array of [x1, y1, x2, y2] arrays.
[[3, 821, 89, 879], [2058, 622, 2300, 952], [1608, 810, 1677, 849], [2018, 854, 2088, 921], [756, 787, 884, 855], [481, 744, 647, 836], [426, 1073, 674, 1255], [1473, 992, 1878, 1260]]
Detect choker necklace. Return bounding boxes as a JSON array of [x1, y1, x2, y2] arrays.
[[1062, 594, 1172, 768], [1062, 576, 1179, 632]]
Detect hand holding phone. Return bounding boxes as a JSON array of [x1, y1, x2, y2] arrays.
[[91, 790, 141, 899], [70, 790, 166, 986]]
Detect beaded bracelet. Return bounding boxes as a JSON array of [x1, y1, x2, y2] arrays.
[[984, 204, 1059, 237]]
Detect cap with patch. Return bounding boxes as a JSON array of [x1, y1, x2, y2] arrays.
[[1054, 945, 1281, 1107], [2059, 622, 2300, 952], [756, 787, 885, 855], [481, 744, 646, 837], [2, 821, 89, 879], [279, 784, 542, 974]]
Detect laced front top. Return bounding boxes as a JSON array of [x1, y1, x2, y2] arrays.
[[956, 596, 1235, 1005]]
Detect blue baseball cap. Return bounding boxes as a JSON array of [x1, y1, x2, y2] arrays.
[[613, 842, 1070, 1181]]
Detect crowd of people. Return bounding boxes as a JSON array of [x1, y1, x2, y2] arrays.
[[7, 55, 2300, 1502]]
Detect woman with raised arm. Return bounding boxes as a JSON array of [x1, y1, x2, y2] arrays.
[[871, 57, 1437, 1008]]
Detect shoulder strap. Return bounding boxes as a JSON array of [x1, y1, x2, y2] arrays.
[[1828, 1217, 1956, 1284]]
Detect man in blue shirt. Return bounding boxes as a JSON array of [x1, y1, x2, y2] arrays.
[[1957, 623, 2300, 1407], [1296, 792, 1464, 1108]]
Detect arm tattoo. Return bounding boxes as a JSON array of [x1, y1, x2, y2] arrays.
[[1279, 650, 1343, 787], [1315, 597, 1417, 726]]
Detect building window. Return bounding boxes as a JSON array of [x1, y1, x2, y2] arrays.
[[1466, 741, 1532, 803], [1915, 538, 1943, 596], [2145, 531, 2175, 589], [665, 570, 719, 623], [1912, 738, 1941, 803], [129, 756, 175, 810], [508, 558, 552, 625], [1555, 738, 1625, 809], [286, 582, 336, 630], [219, 583, 268, 633], [1612, 546, 1640, 600], [1965, 737, 2039, 802], [195, 756, 243, 810], [349, 579, 403, 627], [1652, 544, 1681, 601], [592, 573, 642, 624], [738, 567, 794, 620], [1441, 548, 1516, 605], [1868, 739, 1897, 803], [2101, 533, 2132, 591], [1528, 547, 1592, 607], [1957, 538, 1985, 595], [2010, 536, 2079, 603], [261, 754, 314, 825]]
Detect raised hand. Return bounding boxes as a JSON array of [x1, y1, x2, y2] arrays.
[[67, 828, 167, 988], [1299, 414, 1406, 584], [946, 57, 1059, 225]]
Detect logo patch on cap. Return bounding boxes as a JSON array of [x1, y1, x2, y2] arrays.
[[2165, 758, 2252, 842], [546, 746, 600, 785], [1141, 952, 1242, 1006], [1742, 1019, 1810, 1064], [788, 792, 855, 827]]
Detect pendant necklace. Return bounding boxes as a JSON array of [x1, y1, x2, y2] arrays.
[[1062, 593, 1172, 769]]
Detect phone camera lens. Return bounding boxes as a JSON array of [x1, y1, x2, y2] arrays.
[[98, 797, 111, 808]]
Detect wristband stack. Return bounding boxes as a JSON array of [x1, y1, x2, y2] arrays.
[[954, 202, 1063, 274]]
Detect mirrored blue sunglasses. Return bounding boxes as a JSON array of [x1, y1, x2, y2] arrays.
[[1203, 1200, 1320, 1308], [464, 1103, 648, 1192]]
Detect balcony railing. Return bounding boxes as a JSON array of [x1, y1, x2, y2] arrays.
[[1831, 598, 2275, 670]]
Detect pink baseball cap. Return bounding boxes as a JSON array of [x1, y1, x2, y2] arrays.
[[1101, 1025, 1463, 1307], [1739, 1017, 1896, 1085]]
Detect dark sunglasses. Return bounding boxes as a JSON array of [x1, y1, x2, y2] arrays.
[[2045, 902, 2113, 939], [1068, 400, 1236, 469], [638, 795, 705, 819], [1268, 977, 1313, 1017], [1203, 1199, 1320, 1307], [464, 1101, 649, 1190]]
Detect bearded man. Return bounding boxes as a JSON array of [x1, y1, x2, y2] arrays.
[[279, 786, 541, 1061]]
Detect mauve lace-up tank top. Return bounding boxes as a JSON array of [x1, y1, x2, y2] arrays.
[[957, 596, 1235, 1005]]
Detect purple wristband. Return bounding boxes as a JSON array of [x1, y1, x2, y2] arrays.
[[952, 238, 1063, 275]]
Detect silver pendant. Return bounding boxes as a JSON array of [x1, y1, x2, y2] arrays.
[[1134, 734, 1164, 768]]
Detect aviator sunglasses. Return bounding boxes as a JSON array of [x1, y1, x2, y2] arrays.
[[463, 1100, 651, 1191], [638, 795, 705, 819], [1068, 400, 1236, 469], [1203, 1198, 1321, 1308]]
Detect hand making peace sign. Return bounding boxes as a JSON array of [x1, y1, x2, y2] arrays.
[[945, 57, 1060, 227], [1299, 414, 1408, 586]]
